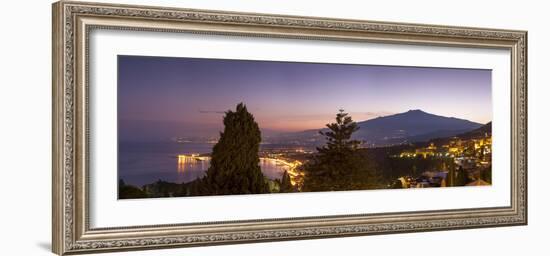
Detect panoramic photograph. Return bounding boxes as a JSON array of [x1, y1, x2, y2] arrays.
[[117, 55, 493, 199]]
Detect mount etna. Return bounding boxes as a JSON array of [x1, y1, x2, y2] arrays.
[[269, 109, 485, 147]]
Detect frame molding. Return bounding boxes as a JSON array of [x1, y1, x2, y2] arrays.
[[52, 1, 527, 255]]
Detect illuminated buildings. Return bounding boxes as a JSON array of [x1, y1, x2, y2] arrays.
[[392, 135, 492, 188], [397, 136, 492, 164]]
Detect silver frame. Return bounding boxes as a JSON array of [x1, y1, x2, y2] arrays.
[[52, 1, 527, 255]]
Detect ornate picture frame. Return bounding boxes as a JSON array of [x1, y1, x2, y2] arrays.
[[52, 1, 527, 255]]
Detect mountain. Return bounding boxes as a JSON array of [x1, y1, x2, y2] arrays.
[[455, 121, 492, 140], [270, 110, 483, 147], [427, 121, 491, 146]]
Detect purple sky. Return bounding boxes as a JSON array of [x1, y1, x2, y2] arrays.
[[118, 55, 492, 133]]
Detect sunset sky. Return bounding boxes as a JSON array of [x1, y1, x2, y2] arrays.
[[118, 55, 492, 134]]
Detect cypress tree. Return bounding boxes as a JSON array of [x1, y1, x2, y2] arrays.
[[198, 103, 269, 195]]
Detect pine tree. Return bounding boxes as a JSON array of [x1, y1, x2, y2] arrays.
[[318, 109, 361, 154], [197, 103, 269, 195], [302, 109, 364, 191]]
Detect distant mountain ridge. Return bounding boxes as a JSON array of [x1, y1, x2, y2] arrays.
[[270, 110, 484, 147], [120, 110, 486, 147], [430, 121, 491, 143]]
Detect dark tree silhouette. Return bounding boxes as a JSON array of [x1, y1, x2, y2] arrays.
[[445, 166, 455, 187], [302, 109, 366, 191], [118, 179, 147, 199], [318, 109, 361, 153], [196, 103, 269, 195], [454, 166, 469, 186], [480, 165, 492, 184], [279, 170, 295, 193], [391, 179, 404, 189]]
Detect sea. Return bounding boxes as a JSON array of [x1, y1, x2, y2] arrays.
[[118, 141, 291, 187]]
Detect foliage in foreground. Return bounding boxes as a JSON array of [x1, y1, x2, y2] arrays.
[[302, 110, 382, 192], [192, 103, 270, 195]]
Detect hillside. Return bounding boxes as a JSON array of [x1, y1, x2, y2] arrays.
[[271, 110, 483, 147]]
